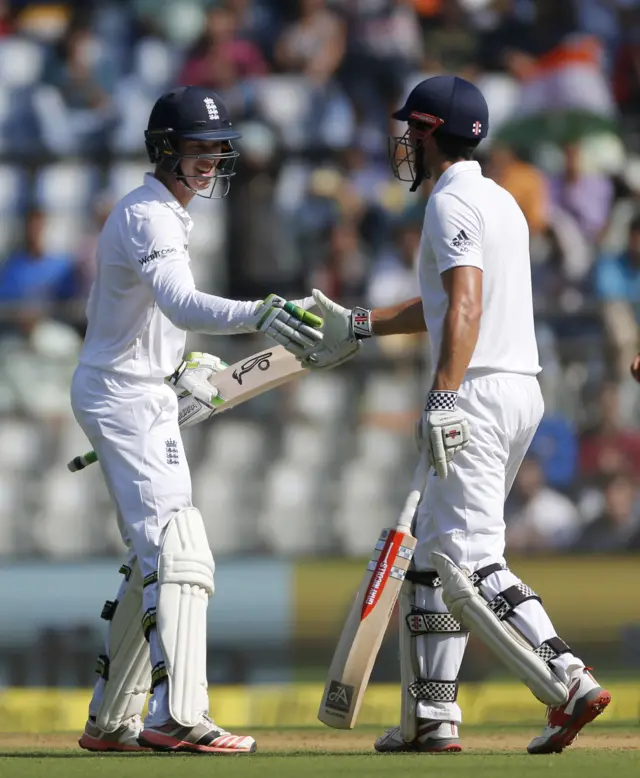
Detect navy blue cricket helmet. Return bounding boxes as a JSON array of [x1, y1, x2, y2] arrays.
[[145, 86, 242, 199], [389, 75, 489, 191]]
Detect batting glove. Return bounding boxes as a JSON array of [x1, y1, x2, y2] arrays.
[[417, 391, 470, 478], [167, 351, 227, 428], [251, 293, 323, 355], [300, 289, 371, 369]]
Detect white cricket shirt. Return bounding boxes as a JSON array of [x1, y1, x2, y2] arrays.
[[419, 161, 540, 378], [79, 174, 257, 379]]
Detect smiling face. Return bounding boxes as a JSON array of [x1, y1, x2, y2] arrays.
[[178, 138, 225, 191]]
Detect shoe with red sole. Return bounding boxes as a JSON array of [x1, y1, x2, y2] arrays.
[[79, 714, 149, 752], [138, 715, 256, 754], [527, 668, 611, 754], [375, 721, 462, 753]]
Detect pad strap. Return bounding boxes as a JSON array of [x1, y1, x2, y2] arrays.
[[534, 637, 572, 665], [408, 679, 458, 703], [406, 608, 465, 634], [143, 572, 158, 588], [151, 661, 168, 690], [487, 583, 540, 620], [101, 600, 118, 621], [96, 654, 109, 681], [142, 607, 156, 641], [407, 562, 506, 589]]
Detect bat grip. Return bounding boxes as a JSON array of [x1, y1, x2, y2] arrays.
[[395, 451, 429, 531], [67, 450, 98, 472], [396, 489, 422, 532]]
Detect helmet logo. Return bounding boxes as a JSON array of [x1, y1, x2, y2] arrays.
[[204, 97, 219, 121], [472, 121, 482, 136]]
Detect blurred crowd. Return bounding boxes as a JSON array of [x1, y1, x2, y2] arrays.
[[2, 0, 640, 557]]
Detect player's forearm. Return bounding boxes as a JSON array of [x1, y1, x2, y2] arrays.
[[370, 297, 427, 336], [431, 302, 481, 391], [158, 287, 257, 334]]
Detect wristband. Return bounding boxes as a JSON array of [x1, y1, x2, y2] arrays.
[[351, 306, 373, 339], [426, 390, 458, 411]]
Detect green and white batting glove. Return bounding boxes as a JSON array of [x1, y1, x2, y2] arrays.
[[167, 351, 228, 428], [250, 293, 323, 355], [416, 391, 470, 478], [300, 289, 371, 369]]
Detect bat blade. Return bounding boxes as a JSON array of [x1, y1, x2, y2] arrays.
[[209, 345, 307, 413], [317, 523, 418, 729], [68, 345, 307, 472]]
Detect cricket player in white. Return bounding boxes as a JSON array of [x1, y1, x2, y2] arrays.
[[303, 76, 611, 755], [72, 86, 321, 754]]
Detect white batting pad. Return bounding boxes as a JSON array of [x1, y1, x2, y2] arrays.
[[96, 560, 151, 732], [157, 507, 215, 727], [399, 581, 417, 742], [430, 552, 568, 707]]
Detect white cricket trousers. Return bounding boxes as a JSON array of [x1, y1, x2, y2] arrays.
[[410, 372, 583, 723], [70, 364, 193, 725], [414, 371, 544, 571]]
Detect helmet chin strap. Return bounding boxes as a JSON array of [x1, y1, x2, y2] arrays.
[[410, 142, 429, 192]]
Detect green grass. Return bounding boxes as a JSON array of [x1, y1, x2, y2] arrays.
[[1, 725, 638, 778], [1, 752, 639, 778]]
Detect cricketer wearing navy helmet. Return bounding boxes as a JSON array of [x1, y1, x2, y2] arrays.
[[300, 75, 611, 754]]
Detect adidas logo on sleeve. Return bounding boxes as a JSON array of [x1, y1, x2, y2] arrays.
[[450, 230, 473, 253]]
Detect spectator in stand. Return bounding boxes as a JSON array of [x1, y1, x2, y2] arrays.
[[0, 0, 12, 36], [579, 380, 640, 481], [274, 0, 346, 85], [0, 209, 78, 324], [343, 0, 423, 133], [547, 142, 614, 244], [366, 220, 420, 308], [594, 214, 640, 376], [485, 144, 549, 238], [179, 4, 267, 90], [46, 20, 118, 151], [309, 218, 369, 305], [528, 413, 578, 492], [612, 3, 640, 133], [505, 455, 581, 552], [421, 0, 479, 79], [573, 472, 640, 552]]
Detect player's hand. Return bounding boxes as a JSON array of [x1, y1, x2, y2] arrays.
[[251, 293, 323, 355], [631, 352, 640, 383], [417, 391, 470, 478], [167, 351, 226, 427], [300, 289, 370, 369]]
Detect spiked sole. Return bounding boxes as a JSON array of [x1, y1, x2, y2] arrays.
[[527, 689, 611, 755], [78, 734, 149, 752], [375, 741, 462, 754], [138, 730, 256, 754]]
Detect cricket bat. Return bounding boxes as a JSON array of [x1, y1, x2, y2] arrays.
[[317, 464, 426, 729], [67, 344, 307, 472]]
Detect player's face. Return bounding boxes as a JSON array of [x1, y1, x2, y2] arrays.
[[179, 139, 224, 190]]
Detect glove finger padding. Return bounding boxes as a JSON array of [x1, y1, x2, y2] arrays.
[[429, 424, 449, 479], [302, 340, 361, 370]]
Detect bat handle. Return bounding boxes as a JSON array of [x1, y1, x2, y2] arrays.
[[396, 489, 422, 532], [396, 451, 429, 531], [67, 450, 98, 472]]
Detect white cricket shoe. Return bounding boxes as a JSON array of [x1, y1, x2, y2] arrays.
[[375, 720, 462, 753], [138, 714, 256, 754], [527, 668, 611, 754], [79, 714, 148, 752]]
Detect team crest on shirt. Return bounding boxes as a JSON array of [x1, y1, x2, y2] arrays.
[[165, 439, 179, 465], [450, 230, 473, 254]]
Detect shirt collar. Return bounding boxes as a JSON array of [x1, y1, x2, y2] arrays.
[[431, 160, 481, 196], [144, 173, 192, 228]]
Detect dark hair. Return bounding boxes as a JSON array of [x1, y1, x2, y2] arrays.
[[630, 213, 640, 233], [433, 131, 481, 162]]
